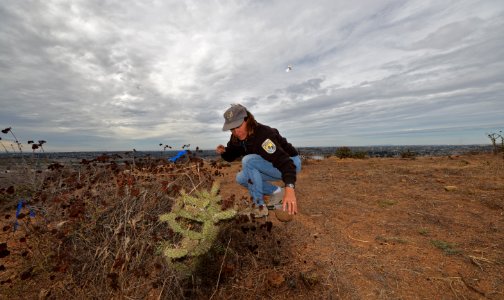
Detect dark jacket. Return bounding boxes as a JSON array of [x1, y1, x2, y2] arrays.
[[221, 123, 298, 185]]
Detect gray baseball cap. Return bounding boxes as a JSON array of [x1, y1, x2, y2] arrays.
[[222, 104, 248, 131]]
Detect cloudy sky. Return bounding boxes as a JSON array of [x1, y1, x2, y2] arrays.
[[1, 0, 503, 152]]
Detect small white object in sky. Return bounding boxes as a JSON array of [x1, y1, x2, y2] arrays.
[[285, 65, 292, 72]]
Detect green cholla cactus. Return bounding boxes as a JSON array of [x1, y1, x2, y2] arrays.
[[159, 181, 236, 261]]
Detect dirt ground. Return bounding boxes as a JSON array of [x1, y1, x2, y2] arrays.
[[214, 153, 504, 299], [1, 153, 503, 299]]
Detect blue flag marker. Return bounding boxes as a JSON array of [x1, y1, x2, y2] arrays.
[[14, 199, 36, 231], [14, 199, 24, 231], [168, 150, 188, 162], [29, 206, 36, 218]]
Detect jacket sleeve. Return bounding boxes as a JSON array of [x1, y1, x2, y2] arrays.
[[258, 130, 297, 185], [220, 140, 243, 162]]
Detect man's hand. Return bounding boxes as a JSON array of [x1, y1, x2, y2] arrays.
[[282, 187, 297, 215], [216, 145, 225, 154]]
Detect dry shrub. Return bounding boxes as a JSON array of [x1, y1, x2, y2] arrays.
[[3, 154, 310, 299], [5, 154, 221, 299]]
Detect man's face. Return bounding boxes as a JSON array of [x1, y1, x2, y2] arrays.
[[231, 120, 247, 141]]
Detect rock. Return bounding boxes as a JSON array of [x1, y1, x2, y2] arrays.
[[56, 221, 69, 229], [275, 209, 293, 222], [444, 186, 457, 191], [300, 270, 320, 286], [266, 270, 285, 287]]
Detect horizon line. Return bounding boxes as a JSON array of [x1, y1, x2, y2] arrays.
[[0, 143, 492, 154]]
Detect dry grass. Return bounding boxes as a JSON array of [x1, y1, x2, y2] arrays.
[[0, 154, 222, 299]]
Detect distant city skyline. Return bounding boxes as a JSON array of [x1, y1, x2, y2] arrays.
[[1, 1, 503, 151]]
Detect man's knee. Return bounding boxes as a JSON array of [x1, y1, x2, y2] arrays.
[[236, 171, 248, 186], [241, 154, 261, 169]]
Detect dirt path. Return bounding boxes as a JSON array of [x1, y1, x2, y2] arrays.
[[217, 154, 504, 299]]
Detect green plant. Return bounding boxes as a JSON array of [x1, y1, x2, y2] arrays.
[[335, 147, 367, 159], [418, 228, 429, 236], [431, 240, 461, 255], [378, 199, 397, 207], [400, 149, 416, 159], [335, 147, 352, 159], [159, 181, 236, 262], [352, 151, 367, 159], [375, 236, 407, 244]]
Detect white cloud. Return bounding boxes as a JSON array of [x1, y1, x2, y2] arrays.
[[0, 0, 503, 151]]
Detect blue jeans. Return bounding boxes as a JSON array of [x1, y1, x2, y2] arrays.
[[236, 154, 302, 206]]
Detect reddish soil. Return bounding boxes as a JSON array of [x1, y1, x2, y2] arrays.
[[1, 153, 503, 299], [215, 153, 504, 299]]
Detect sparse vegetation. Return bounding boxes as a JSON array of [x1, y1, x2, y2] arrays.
[[334, 147, 367, 159], [400, 149, 416, 159], [1, 149, 220, 298], [418, 228, 429, 236], [487, 130, 504, 158], [378, 199, 397, 207], [431, 240, 462, 255]]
